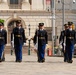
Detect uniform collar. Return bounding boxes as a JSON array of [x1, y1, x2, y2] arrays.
[[0, 28, 3, 31], [40, 29, 44, 31], [19, 27, 21, 29], [69, 28, 72, 31], [17, 27, 21, 29]]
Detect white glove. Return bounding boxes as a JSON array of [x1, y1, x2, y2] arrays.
[[11, 41, 14, 48], [28, 36, 31, 40], [74, 44, 76, 47], [60, 42, 62, 45], [59, 44, 62, 49], [63, 43, 66, 46], [34, 43, 38, 50], [46, 44, 48, 47], [46, 44, 48, 46], [23, 43, 26, 46], [11, 41, 13, 44]]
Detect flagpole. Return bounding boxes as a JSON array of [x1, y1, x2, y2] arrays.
[[51, 0, 55, 55]]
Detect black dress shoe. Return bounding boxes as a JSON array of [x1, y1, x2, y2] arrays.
[[68, 60, 73, 63], [42, 58, 45, 62], [37, 60, 42, 63], [37, 59, 40, 62], [0, 58, 2, 62], [15, 60, 18, 62], [40, 58, 45, 63], [69, 60, 73, 63], [2, 58, 5, 61], [64, 60, 67, 62], [18, 60, 22, 63]]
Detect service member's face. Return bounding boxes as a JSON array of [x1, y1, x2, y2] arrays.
[[2, 26, 4, 28], [69, 25, 72, 29], [39, 26, 44, 29], [65, 26, 68, 29], [17, 23, 21, 27], [0, 26, 3, 29]]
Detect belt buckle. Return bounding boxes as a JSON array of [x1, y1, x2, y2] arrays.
[[0, 37, 3, 39], [39, 37, 41, 39], [40, 37, 44, 39], [17, 35, 20, 37], [40, 37, 42, 39], [18, 35, 20, 37], [69, 37, 73, 39], [69, 37, 71, 39]]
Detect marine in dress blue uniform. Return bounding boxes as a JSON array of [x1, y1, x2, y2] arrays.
[[34, 23, 48, 63], [59, 24, 68, 62], [0, 23, 7, 62], [11, 20, 26, 62], [2, 23, 6, 62], [65, 22, 76, 63]]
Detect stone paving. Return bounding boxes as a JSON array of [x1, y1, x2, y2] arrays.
[[0, 53, 76, 75]]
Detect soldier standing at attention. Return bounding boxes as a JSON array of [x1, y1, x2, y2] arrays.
[[65, 22, 76, 63], [1, 23, 6, 61], [33, 23, 48, 63], [59, 24, 69, 62], [11, 20, 26, 62], [0, 23, 7, 62]]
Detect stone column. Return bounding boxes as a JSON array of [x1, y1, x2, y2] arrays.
[[22, 0, 30, 10], [43, 0, 46, 10], [23, 0, 29, 3], [0, 0, 1, 3], [2, 0, 7, 3], [0, 0, 9, 9]]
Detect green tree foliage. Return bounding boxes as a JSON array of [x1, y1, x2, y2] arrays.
[[0, 19, 4, 23]]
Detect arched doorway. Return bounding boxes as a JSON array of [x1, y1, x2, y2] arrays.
[[6, 16, 26, 45], [8, 20, 17, 44]]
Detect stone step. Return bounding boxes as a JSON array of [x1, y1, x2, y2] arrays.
[[4, 46, 34, 54]]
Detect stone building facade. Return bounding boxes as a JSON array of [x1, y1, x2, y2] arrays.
[[0, 0, 76, 45]]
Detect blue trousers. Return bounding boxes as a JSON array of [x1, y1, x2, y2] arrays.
[[14, 44, 23, 61], [0, 45, 5, 59], [38, 44, 46, 61], [66, 44, 74, 61]]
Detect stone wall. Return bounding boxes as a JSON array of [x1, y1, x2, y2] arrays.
[[0, 9, 76, 45]]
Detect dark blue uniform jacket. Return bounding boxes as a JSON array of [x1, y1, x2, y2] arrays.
[[65, 29, 76, 45], [0, 29, 7, 45], [11, 27, 26, 45], [33, 29, 48, 45]]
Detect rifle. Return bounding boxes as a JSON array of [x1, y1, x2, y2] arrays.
[[11, 41, 14, 55], [11, 33, 14, 55], [34, 29, 38, 52], [63, 30, 66, 53]]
